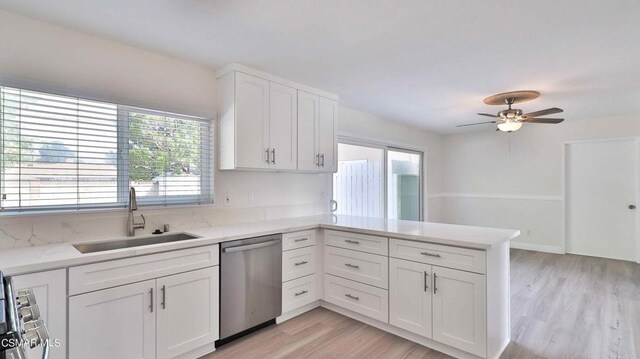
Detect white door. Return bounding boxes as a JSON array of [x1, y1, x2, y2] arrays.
[[297, 91, 320, 171], [432, 266, 486, 358], [566, 139, 637, 261], [269, 82, 297, 170], [389, 258, 432, 338], [318, 97, 337, 172], [156, 267, 219, 359], [12, 270, 66, 359], [235, 72, 269, 169], [68, 280, 156, 359]]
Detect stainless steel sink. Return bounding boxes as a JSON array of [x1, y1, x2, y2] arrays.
[[73, 232, 200, 254]]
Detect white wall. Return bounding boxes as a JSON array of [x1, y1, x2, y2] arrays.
[[440, 116, 640, 252], [0, 10, 331, 248], [338, 106, 443, 222]]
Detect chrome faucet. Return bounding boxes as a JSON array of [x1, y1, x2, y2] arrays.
[[127, 187, 145, 237]]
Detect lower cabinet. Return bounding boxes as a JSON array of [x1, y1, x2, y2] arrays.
[[389, 258, 487, 357], [69, 279, 156, 359], [69, 267, 219, 359], [432, 266, 486, 357], [389, 258, 432, 338], [156, 267, 219, 359], [12, 269, 67, 359]]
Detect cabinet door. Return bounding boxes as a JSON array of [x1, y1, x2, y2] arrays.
[[235, 72, 269, 169], [269, 82, 297, 170], [69, 280, 156, 359], [297, 91, 320, 171], [318, 97, 337, 172], [156, 267, 219, 359], [389, 259, 432, 338], [432, 266, 486, 357], [12, 270, 66, 359]]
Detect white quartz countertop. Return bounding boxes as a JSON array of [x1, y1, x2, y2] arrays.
[[0, 215, 519, 275]]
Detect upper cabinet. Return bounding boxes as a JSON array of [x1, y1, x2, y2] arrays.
[[298, 91, 337, 173], [218, 64, 338, 172]]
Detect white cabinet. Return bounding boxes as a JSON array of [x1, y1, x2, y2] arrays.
[[269, 82, 298, 170], [297, 91, 337, 172], [219, 71, 298, 171], [432, 266, 487, 357], [233, 72, 269, 169], [218, 64, 337, 172], [156, 267, 219, 359], [69, 280, 156, 359], [318, 96, 337, 172], [12, 269, 67, 359], [389, 258, 432, 338]]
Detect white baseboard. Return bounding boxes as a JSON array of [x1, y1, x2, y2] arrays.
[[276, 300, 321, 324], [510, 241, 564, 254]]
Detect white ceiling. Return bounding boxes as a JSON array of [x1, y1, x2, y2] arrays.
[[1, 0, 639, 133]]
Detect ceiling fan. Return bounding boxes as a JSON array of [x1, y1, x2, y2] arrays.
[[458, 90, 564, 132]]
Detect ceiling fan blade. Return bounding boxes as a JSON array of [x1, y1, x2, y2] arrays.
[[457, 121, 496, 127], [521, 107, 563, 119], [477, 113, 499, 118], [523, 118, 564, 124]]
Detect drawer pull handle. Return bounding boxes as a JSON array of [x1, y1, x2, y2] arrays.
[[345, 293, 359, 301], [421, 252, 441, 258], [345, 239, 360, 245], [295, 290, 308, 297], [344, 263, 360, 269], [294, 261, 308, 266], [294, 237, 308, 242]]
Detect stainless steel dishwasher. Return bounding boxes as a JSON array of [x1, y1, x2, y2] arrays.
[[219, 234, 282, 342]]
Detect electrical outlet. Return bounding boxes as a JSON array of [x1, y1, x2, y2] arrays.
[[526, 229, 532, 236], [224, 194, 230, 206], [248, 191, 255, 205], [320, 191, 326, 201]]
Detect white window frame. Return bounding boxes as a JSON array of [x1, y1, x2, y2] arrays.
[[0, 86, 213, 213], [336, 134, 425, 221]]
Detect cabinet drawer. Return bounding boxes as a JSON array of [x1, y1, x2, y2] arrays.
[[324, 274, 388, 323], [389, 239, 486, 274], [325, 246, 388, 289], [282, 246, 317, 282], [325, 230, 388, 255], [282, 274, 317, 313], [69, 245, 219, 295], [282, 230, 317, 251]]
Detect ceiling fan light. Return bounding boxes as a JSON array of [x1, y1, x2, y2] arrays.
[[497, 121, 523, 132]]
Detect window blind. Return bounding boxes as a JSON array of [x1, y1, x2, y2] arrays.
[[0, 86, 212, 212]]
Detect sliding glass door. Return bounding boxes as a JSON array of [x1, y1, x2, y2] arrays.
[[387, 148, 422, 221], [332, 141, 423, 221]]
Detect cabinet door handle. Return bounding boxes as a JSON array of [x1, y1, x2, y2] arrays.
[[271, 148, 276, 164], [149, 288, 154, 313], [294, 290, 308, 297], [320, 154, 325, 167], [420, 252, 441, 258], [344, 263, 359, 269], [294, 237, 308, 243], [433, 273, 438, 294], [265, 148, 270, 163], [345, 293, 359, 301], [294, 261, 308, 266], [424, 271, 429, 292], [316, 153, 320, 167], [344, 239, 360, 245], [161, 285, 166, 309]]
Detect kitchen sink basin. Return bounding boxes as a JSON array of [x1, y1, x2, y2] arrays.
[[73, 232, 200, 254]]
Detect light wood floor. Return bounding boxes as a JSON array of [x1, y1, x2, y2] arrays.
[[205, 249, 640, 359]]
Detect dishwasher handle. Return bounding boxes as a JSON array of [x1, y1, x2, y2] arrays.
[[223, 239, 281, 253]]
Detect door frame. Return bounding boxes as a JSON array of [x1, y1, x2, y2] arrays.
[[562, 137, 640, 263], [337, 131, 427, 221]]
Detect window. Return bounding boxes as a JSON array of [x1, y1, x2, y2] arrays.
[[332, 141, 423, 221], [0, 86, 212, 212]]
